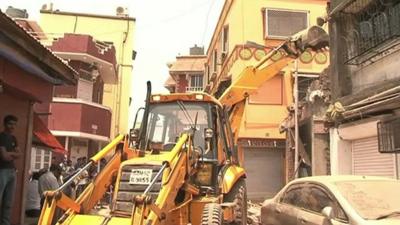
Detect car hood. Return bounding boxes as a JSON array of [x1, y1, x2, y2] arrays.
[[364, 218, 400, 225]]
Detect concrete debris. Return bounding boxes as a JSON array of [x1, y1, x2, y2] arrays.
[[247, 201, 262, 225]]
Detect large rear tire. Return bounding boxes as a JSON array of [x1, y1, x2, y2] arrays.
[[201, 203, 223, 225], [223, 178, 247, 225]]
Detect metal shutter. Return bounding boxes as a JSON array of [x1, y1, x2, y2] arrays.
[[244, 148, 284, 201], [352, 137, 395, 178]]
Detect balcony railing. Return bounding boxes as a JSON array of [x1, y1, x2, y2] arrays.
[[186, 86, 203, 92], [338, 0, 400, 64], [209, 44, 273, 94]]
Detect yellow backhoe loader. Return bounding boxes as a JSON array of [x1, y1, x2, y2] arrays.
[[37, 25, 328, 225]]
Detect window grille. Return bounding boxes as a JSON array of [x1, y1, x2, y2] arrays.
[[187, 75, 203, 92], [266, 9, 309, 38], [377, 117, 400, 153], [337, 0, 400, 64]]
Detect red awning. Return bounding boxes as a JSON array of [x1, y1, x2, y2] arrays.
[[33, 114, 66, 154]]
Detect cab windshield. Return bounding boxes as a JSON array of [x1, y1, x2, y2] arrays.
[[143, 101, 212, 151]]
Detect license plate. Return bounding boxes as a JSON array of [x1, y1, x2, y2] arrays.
[[129, 169, 152, 185]]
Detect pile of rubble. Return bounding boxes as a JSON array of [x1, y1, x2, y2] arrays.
[[247, 201, 262, 225]]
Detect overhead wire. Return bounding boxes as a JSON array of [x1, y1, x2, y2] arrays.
[[137, 0, 211, 31], [185, 0, 219, 86]]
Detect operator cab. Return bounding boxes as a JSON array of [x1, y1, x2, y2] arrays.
[[140, 101, 212, 153], [129, 93, 237, 194]]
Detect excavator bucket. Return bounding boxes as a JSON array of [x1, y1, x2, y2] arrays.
[[291, 25, 329, 51]]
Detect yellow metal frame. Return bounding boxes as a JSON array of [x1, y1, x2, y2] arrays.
[[38, 134, 126, 225], [220, 165, 246, 194]]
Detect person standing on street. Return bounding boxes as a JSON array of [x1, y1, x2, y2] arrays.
[[38, 164, 62, 209], [0, 115, 20, 225], [25, 172, 42, 217]]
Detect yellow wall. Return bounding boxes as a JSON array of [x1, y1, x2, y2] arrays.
[[214, 0, 327, 78], [39, 12, 135, 137], [207, 0, 328, 139]]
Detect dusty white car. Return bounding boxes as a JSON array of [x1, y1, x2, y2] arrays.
[[261, 176, 400, 225]]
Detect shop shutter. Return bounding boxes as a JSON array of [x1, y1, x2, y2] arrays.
[[244, 148, 284, 201], [352, 137, 395, 178]]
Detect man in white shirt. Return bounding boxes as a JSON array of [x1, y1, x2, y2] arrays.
[[38, 164, 62, 208]]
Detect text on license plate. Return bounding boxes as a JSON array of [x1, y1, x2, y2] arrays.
[[129, 169, 152, 185]]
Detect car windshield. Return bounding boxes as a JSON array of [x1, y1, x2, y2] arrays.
[[143, 102, 211, 150], [335, 180, 400, 220]]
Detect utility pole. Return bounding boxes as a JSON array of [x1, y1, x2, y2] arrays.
[[294, 59, 299, 178]]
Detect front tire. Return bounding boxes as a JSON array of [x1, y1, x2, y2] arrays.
[[224, 178, 247, 225], [201, 203, 223, 225]]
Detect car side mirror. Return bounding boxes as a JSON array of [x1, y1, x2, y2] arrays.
[[129, 128, 140, 145], [204, 128, 214, 154], [322, 206, 334, 220]]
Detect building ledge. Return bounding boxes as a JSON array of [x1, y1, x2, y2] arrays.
[[50, 130, 110, 142], [40, 9, 136, 21], [48, 98, 112, 137], [50, 34, 117, 83], [52, 97, 112, 111]]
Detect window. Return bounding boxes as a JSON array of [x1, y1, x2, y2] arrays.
[[213, 50, 218, 72], [144, 102, 211, 150], [378, 117, 400, 153], [222, 25, 229, 53], [280, 186, 304, 208], [77, 79, 94, 102], [265, 9, 308, 38], [249, 75, 283, 104], [303, 187, 335, 213], [281, 185, 347, 222], [151, 114, 168, 143], [187, 75, 203, 92], [205, 64, 210, 83], [31, 146, 52, 172], [190, 75, 203, 88], [303, 187, 348, 221], [338, 0, 400, 64]]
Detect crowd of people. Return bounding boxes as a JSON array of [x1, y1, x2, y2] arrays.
[[24, 155, 109, 219], [0, 115, 110, 225]]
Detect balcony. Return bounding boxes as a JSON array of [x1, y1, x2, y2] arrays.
[[47, 98, 111, 141], [186, 86, 203, 92], [209, 44, 329, 95], [338, 0, 400, 65], [49, 34, 118, 83], [209, 45, 273, 95]]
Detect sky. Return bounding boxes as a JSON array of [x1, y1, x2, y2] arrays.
[[1, 0, 224, 122]]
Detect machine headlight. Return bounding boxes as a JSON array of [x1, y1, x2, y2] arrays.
[[195, 163, 213, 186]]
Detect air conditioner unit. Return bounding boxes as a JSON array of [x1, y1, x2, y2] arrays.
[[116, 6, 129, 17]]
